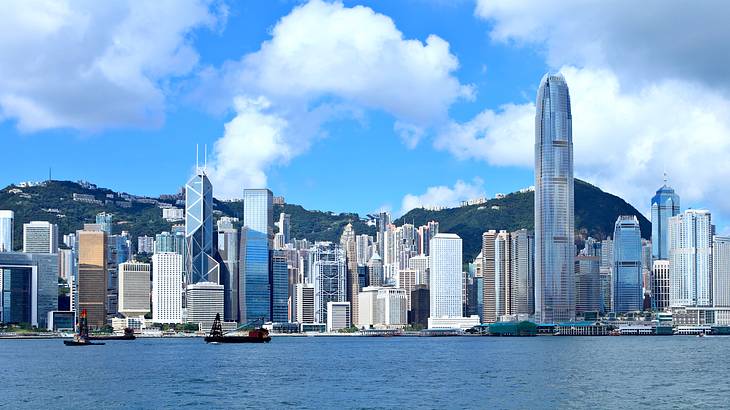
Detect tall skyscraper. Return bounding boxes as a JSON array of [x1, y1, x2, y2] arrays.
[[270, 249, 288, 323], [95, 212, 113, 235], [217, 221, 239, 322], [669, 210, 713, 309], [429, 233, 463, 319], [0, 252, 58, 328], [713, 236, 730, 324], [22, 221, 58, 254], [651, 179, 680, 260], [534, 73, 575, 323], [510, 229, 535, 315], [612, 216, 643, 313], [0, 210, 14, 252], [118, 261, 151, 318], [152, 252, 183, 323], [275, 213, 291, 245], [340, 223, 359, 325], [494, 230, 511, 317], [651, 260, 670, 311], [241, 189, 273, 322], [575, 256, 600, 315], [481, 230, 498, 323], [312, 242, 346, 324], [185, 167, 219, 285], [77, 227, 108, 328]]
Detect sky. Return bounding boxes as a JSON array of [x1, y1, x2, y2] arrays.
[[2, 0, 730, 231]]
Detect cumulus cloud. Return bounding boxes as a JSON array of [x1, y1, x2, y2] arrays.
[[205, 0, 471, 196], [0, 0, 224, 132], [436, 66, 730, 217], [475, 0, 730, 91], [400, 179, 486, 216]]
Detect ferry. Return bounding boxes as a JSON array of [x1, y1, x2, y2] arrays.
[[204, 314, 271, 344]]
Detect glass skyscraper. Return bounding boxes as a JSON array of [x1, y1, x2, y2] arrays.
[[241, 189, 273, 322], [651, 181, 680, 261], [612, 216, 643, 313], [534, 73, 575, 323], [185, 169, 219, 284]]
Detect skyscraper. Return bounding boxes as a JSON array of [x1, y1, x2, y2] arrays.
[[534, 73, 575, 323], [0, 252, 58, 328], [481, 230, 497, 323], [77, 227, 108, 328], [575, 256, 601, 315], [95, 212, 113, 235], [217, 221, 239, 322], [652, 260, 670, 311], [669, 210, 712, 309], [312, 242, 346, 324], [429, 233, 462, 319], [510, 229, 535, 316], [22, 221, 58, 254], [152, 252, 183, 323], [185, 167, 219, 285], [651, 179, 680, 260], [713, 236, 730, 324], [275, 213, 291, 245], [270, 249, 288, 323], [118, 261, 151, 318], [0, 210, 14, 252], [613, 216, 643, 313], [241, 189, 273, 322], [340, 223, 359, 325]]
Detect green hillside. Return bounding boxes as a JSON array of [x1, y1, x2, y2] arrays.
[[0, 179, 648, 261]]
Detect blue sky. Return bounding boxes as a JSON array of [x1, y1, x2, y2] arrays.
[[3, 1, 730, 229]]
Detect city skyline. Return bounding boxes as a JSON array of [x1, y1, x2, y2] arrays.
[[2, 1, 730, 234]]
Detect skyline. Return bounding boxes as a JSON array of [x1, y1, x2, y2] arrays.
[[3, 0, 730, 231]]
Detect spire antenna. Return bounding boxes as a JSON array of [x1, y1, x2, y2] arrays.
[[196, 144, 200, 172], [204, 144, 208, 173]]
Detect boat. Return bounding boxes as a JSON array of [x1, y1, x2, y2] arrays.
[[204, 314, 271, 344], [90, 327, 136, 341], [64, 309, 105, 346]]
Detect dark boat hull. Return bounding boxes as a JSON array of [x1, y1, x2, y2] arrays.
[[64, 340, 106, 346], [89, 335, 136, 341], [204, 336, 271, 343]]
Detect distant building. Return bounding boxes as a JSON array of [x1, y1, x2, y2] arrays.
[[326, 301, 351, 332], [0, 210, 13, 252], [162, 207, 184, 222], [95, 212, 113, 235], [713, 236, 730, 324], [510, 229, 535, 315], [216, 222, 238, 322], [22, 221, 58, 254], [185, 282, 224, 332], [152, 252, 183, 323], [481, 230, 498, 323], [47, 310, 75, 332], [275, 213, 291, 245], [118, 261, 150, 318], [669, 210, 712, 310], [575, 256, 601, 315], [294, 283, 315, 324], [137, 236, 155, 254], [185, 167, 219, 285], [313, 242, 346, 324], [241, 189, 273, 322], [652, 260, 670, 311], [77, 227, 107, 328], [408, 255, 429, 287], [409, 285, 430, 327], [429, 233, 470, 329], [651, 180, 680, 260], [613, 216, 643, 313], [270, 249, 288, 323], [0, 252, 58, 328], [375, 287, 407, 327]]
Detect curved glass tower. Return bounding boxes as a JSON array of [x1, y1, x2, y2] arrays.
[[534, 73, 575, 323], [651, 181, 680, 261]]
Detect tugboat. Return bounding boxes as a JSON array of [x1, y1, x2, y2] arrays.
[[64, 309, 105, 346], [204, 314, 271, 344], [90, 327, 136, 341]]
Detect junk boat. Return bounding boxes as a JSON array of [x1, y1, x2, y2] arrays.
[[204, 314, 271, 344], [64, 309, 105, 346], [90, 327, 136, 341]]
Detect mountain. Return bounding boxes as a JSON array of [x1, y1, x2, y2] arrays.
[[0, 179, 648, 262]]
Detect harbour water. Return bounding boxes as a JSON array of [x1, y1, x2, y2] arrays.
[[2, 336, 730, 409]]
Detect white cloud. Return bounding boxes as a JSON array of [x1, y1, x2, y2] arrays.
[[438, 66, 730, 218], [0, 0, 224, 132], [400, 179, 486, 216], [205, 0, 471, 195], [475, 0, 730, 91]]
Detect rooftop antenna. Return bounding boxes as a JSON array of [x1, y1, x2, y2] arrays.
[[196, 144, 200, 172], [204, 144, 208, 173]]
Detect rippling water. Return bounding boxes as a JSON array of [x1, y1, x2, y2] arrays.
[[2, 336, 730, 409]]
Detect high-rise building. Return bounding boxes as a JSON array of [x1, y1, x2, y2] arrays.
[[376, 287, 407, 327], [241, 189, 273, 323], [713, 236, 730, 324], [22, 221, 58, 254], [137, 235, 155, 254], [270, 249, 288, 322], [367, 252, 383, 287], [409, 285, 430, 327], [429, 233, 463, 319], [95, 212, 113, 235], [0, 210, 13, 252], [613, 216, 643, 313], [669, 210, 712, 309], [355, 234, 372, 266], [326, 301, 351, 332], [216, 222, 239, 322], [575, 256, 600, 315], [652, 260, 670, 311], [651, 180, 680, 260], [600, 238, 614, 313], [294, 283, 315, 324], [185, 167, 219, 285], [312, 242, 346, 324], [275, 213, 291, 245], [0, 252, 58, 328], [510, 229, 535, 316], [534, 73, 575, 323], [395, 269, 418, 310], [340, 223, 359, 325], [118, 261, 150, 318], [77, 227, 107, 328], [494, 230, 511, 318], [481, 230, 497, 323], [152, 252, 183, 323], [408, 255, 430, 287], [185, 282, 224, 332], [155, 232, 175, 253]]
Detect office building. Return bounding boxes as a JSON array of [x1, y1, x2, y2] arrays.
[[367, 253, 383, 287], [295, 283, 315, 324], [77, 227, 107, 328], [326, 301, 351, 332], [652, 260, 670, 311], [375, 287, 407, 327], [481, 230, 497, 323], [341, 223, 359, 325], [396, 269, 418, 310], [534, 73, 575, 323], [0, 252, 58, 328], [270, 249, 288, 322], [669, 210, 712, 309], [185, 282, 224, 332], [429, 233, 463, 320], [575, 256, 601, 315], [356, 234, 372, 266], [137, 236, 155, 254], [118, 261, 150, 318], [313, 242, 346, 324], [0, 210, 13, 252], [275, 213, 291, 245], [651, 180, 680, 260], [713, 236, 730, 324], [152, 252, 183, 323], [217, 222, 239, 322], [185, 166, 219, 284], [613, 216, 643, 313], [96, 212, 113, 235], [409, 285, 429, 327], [494, 230, 511, 317], [510, 229, 535, 315], [241, 189, 273, 322], [22, 221, 58, 254], [408, 255, 429, 287]]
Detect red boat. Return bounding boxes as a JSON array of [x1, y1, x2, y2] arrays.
[[204, 314, 271, 344]]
